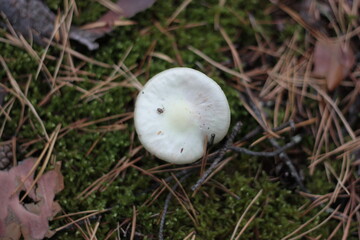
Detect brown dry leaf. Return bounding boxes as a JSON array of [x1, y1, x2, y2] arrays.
[[0, 158, 63, 240], [0, 0, 156, 50], [0, 0, 99, 50], [313, 40, 355, 91], [85, 0, 156, 36]]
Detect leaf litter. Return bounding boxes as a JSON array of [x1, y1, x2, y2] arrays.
[[85, 0, 157, 37], [0, 158, 63, 240], [313, 40, 355, 91], [0, 0, 156, 50], [0, 0, 359, 239]]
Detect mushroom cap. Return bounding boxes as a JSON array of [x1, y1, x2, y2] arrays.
[[134, 67, 231, 164]]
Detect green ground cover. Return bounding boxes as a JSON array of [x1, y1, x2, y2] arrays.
[[1, 0, 351, 239]]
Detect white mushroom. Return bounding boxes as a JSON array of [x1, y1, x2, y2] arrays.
[[134, 67, 231, 164]]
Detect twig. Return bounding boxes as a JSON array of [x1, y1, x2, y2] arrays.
[[159, 173, 191, 240], [158, 187, 175, 240], [237, 90, 348, 225], [0, 86, 6, 107], [229, 135, 302, 157], [238, 119, 296, 143], [239, 91, 307, 192], [191, 122, 243, 191], [191, 123, 302, 192], [238, 91, 349, 221], [268, 138, 307, 192]]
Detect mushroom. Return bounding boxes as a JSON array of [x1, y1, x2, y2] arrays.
[[134, 67, 231, 164]]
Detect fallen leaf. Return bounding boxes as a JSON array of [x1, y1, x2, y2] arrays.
[[0, 0, 156, 50], [0, 0, 99, 50], [0, 158, 63, 240], [83, 0, 157, 38], [313, 40, 355, 91]]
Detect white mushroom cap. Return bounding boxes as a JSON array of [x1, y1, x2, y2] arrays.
[[134, 67, 231, 164]]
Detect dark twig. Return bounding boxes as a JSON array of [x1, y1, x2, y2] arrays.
[[268, 138, 307, 192], [158, 188, 175, 240], [229, 135, 302, 157], [0, 86, 6, 107], [239, 91, 307, 192], [239, 119, 295, 143], [240, 92, 350, 220], [239, 126, 262, 142], [191, 122, 243, 191], [159, 173, 191, 240], [191, 122, 302, 192]]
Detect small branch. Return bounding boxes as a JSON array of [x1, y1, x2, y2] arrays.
[[191, 122, 243, 191], [239, 91, 307, 192], [229, 135, 301, 157], [159, 173, 190, 240], [268, 138, 307, 192], [158, 188, 174, 240], [239, 119, 295, 143], [0, 85, 6, 107]]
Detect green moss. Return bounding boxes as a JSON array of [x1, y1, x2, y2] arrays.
[[0, 0, 343, 239]]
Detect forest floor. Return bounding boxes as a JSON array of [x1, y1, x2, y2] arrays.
[[0, 0, 359, 239]]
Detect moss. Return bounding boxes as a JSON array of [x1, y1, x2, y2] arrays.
[[0, 0, 342, 239]]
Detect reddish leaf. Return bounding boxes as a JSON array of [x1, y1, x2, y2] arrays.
[[313, 40, 355, 91], [0, 158, 63, 240], [0, 173, 15, 235]]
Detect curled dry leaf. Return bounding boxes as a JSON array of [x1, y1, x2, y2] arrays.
[[313, 40, 355, 91], [0, 158, 64, 240]]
